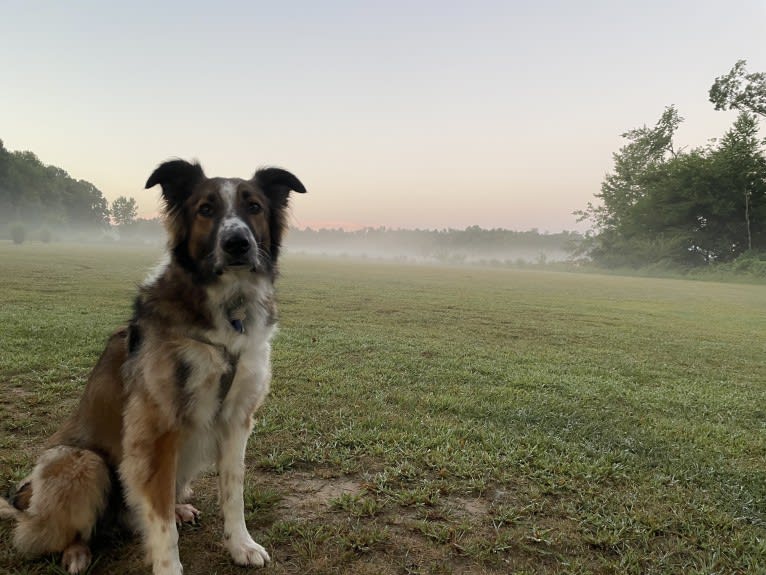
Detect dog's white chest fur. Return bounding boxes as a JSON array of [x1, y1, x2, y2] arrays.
[[174, 285, 276, 492]]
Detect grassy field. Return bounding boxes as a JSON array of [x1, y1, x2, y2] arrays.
[[0, 242, 765, 575]]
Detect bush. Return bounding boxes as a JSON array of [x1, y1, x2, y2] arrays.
[[729, 251, 766, 278], [10, 222, 26, 245]]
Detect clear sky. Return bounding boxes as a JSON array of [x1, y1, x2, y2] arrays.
[[2, 0, 765, 231]]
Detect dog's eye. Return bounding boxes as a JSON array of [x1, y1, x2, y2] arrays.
[[198, 203, 214, 217], [247, 201, 263, 215]]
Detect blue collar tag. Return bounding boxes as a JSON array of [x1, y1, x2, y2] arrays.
[[230, 319, 245, 334]]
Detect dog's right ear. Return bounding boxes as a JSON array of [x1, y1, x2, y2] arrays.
[[145, 160, 205, 212]]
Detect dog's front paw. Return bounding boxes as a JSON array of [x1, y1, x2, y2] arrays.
[[227, 534, 270, 567], [175, 503, 201, 525]]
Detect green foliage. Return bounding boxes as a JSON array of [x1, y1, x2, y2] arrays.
[[110, 196, 138, 227], [716, 250, 766, 278], [9, 221, 25, 244], [579, 85, 766, 268], [0, 139, 110, 229], [709, 59, 766, 118], [577, 106, 695, 266]]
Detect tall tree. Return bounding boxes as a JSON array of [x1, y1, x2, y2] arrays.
[[111, 196, 138, 227], [713, 112, 766, 252], [575, 106, 684, 266]]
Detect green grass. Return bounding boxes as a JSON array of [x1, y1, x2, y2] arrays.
[[1, 241, 765, 574]]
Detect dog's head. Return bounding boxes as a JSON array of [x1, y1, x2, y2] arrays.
[[146, 159, 306, 282]]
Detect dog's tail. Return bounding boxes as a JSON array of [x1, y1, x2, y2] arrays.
[[0, 495, 20, 520], [11, 446, 112, 557]]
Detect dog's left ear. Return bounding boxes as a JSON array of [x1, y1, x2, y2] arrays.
[[252, 167, 306, 266], [253, 167, 307, 207]]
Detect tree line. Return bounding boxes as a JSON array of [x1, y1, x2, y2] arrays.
[[0, 139, 148, 242], [0, 140, 111, 229], [577, 60, 766, 269]]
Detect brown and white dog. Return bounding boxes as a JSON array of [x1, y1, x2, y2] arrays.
[[0, 160, 306, 574]]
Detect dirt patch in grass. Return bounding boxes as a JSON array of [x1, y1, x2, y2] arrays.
[[276, 473, 364, 518], [445, 495, 491, 520]]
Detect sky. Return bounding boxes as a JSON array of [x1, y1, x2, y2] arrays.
[[1, 0, 765, 232]]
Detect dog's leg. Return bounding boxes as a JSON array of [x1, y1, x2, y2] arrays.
[[217, 420, 269, 567], [121, 399, 183, 575]]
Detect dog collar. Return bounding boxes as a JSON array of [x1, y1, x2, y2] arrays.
[[230, 318, 245, 334]]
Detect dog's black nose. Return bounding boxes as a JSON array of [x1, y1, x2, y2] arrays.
[[223, 235, 251, 257]]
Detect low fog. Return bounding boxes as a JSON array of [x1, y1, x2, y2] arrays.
[[4, 221, 581, 267], [286, 227, 580, 265]]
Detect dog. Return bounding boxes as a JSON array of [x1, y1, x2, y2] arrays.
[[0, 159, 306, 574]]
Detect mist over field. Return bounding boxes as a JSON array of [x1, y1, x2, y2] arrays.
[[2, 217, 581, 266], [285, 227, 579, 264]]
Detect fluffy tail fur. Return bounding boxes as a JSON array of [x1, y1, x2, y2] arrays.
[[10, 446, 112, 556]]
